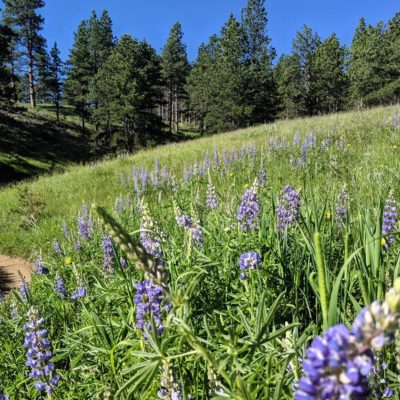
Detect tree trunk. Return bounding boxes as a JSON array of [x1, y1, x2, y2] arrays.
[[27, 42, 36, 108], [168, 82, 173, 133], [174, 84, 179, 133], [56, 101, 60, 125]]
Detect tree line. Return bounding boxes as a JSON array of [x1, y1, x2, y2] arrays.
[[1, 0, 400, 147]]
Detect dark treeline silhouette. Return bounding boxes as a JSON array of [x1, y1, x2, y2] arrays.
[[1, 0, 400, 147]]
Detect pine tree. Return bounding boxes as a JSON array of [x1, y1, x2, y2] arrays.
[[187, 35, 221, 134], [275, 54, 303, 118], [88, 10, 115, 130], [292, 25, 321, 115], [64, 21, 91, 131], [313, 34, 348, 113], [95, 35, 162, 148], [0, 22, 17, 107], [2, 0, 47, 108], [241, 0, 277, 122], [161, 22, 189, 133], [47, 42, 64, 124]]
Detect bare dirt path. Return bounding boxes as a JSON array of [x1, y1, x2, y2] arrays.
[[0, 254, 31, 292]]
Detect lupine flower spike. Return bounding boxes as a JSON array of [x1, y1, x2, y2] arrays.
[[382, 190, 398, 249], [206, 173, 218, 210], [277, 185, 301, 234], [237, 178, 260, 231], [295, 278, 400, 400], [23, 307, 60, 393]]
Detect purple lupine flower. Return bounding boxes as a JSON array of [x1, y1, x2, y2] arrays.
[[120, 258, 128, 269], [102, 234, 115, 271], [300, 141, 307, 166], [183, 168, 190, 183], [23, 307, 60, 394], [238, 252, 262, 278], [134, 280, 166, 337], [189, 223, 204, 247], [0, 391, 9, 400], [140, 166, 148, 190], [116, 195, 124, 213], [70, 286, 86, 301], [325, 137, 331, 147], [140, 203, 162, 257], [206, 176, 218, 210], [294, 132, 300, 146], [335, 186, 349, 224], [151, 171, 158, 188], [53, 240, 62, 256], [34, 256, 48, 275], [19, 280, 30, 301], [237, 183, 260, 231], [54, 274, 67, 299], [74, 241, 82, 252], [158, 362, 183, 400], [295, 296, 400, 400], [248, 144, 256, 159], [277, 185, 301, 233], [306, 132, 316, 148], [62, 223, 69, 240], [213, 145, 219, 168], [258, 168, 267, 186], [77, 203, 93, 240], [203, 152, 210, 171], [382, 191, 398, 249], [133, 166, 141, 196]]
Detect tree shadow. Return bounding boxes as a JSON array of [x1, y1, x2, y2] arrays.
[[0, 268, 15, 293]]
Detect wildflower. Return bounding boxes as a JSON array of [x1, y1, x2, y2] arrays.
[[140, 202, 163, 257], [141, 166, 148, 190], [120, 257, 128, 269], [116, 195, 124, 213], [229, 172, 234, 177], [393, 144, 398, 150], [74, 241, 82, 252], [102, 234, 115, 271], [34, 256, 48, 275], [294, 132, 300, 146], [77, 202, 93, 240], [326, 210, 331, 220], [158, 360, 182, 400], [295, 279, 400, 400], [134, 280, 167, 337], [258, 167, 267, 186], [70, 286, 86, 301], [238, 252, 262, 277], [335, 186, 349, 224], [174, 204, 203, 246], [300, 142, 307, 166], [189, 222, 204, 246], [53, 240, 62, 255], [65, 257, 72, 265], [62, 223, 69, 240], [23, 307, 60, 394], [206, 175, 218, 210], [277, 185, 300, 233], [0, 391, 9, 400], [237, 179, 261, 231], [382, 190, 398, 249], [19, 280, 30, 301], [54, 274, 67, 299]]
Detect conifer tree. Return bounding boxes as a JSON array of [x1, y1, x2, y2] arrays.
[[241, 0, 277, 122], [275, 54, 303, 118], [187, 35, 221, 134], [95, 35, 162, 148], [292, 25, 321, 115], [2, 0, 47, 108], [47, 42, 64, 124], [313, 34, 348, 113], [0, 22, 17, 107], [161, 22, 189, 133], [64, 21, 91, 131]]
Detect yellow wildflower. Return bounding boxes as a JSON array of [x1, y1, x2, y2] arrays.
[[229, 172, 234, 177], [326, 211, 331, 220], [393, 144, 398, 150], [381, 238, 386, 247], [65, 257, 72, 265]]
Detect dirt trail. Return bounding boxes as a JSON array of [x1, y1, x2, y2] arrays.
[[0, 254, 32, 292]]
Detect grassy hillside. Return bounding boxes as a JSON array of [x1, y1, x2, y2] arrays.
[[0, 105, 399, 258], [1, 105, 400, 399]]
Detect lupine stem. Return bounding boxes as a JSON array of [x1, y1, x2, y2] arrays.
[[314, 231, 329, 329]]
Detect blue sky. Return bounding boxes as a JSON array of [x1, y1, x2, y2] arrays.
[[1, 0, 399, 61]]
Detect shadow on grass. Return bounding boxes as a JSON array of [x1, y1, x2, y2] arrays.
[[0, 109, 108, 185]]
